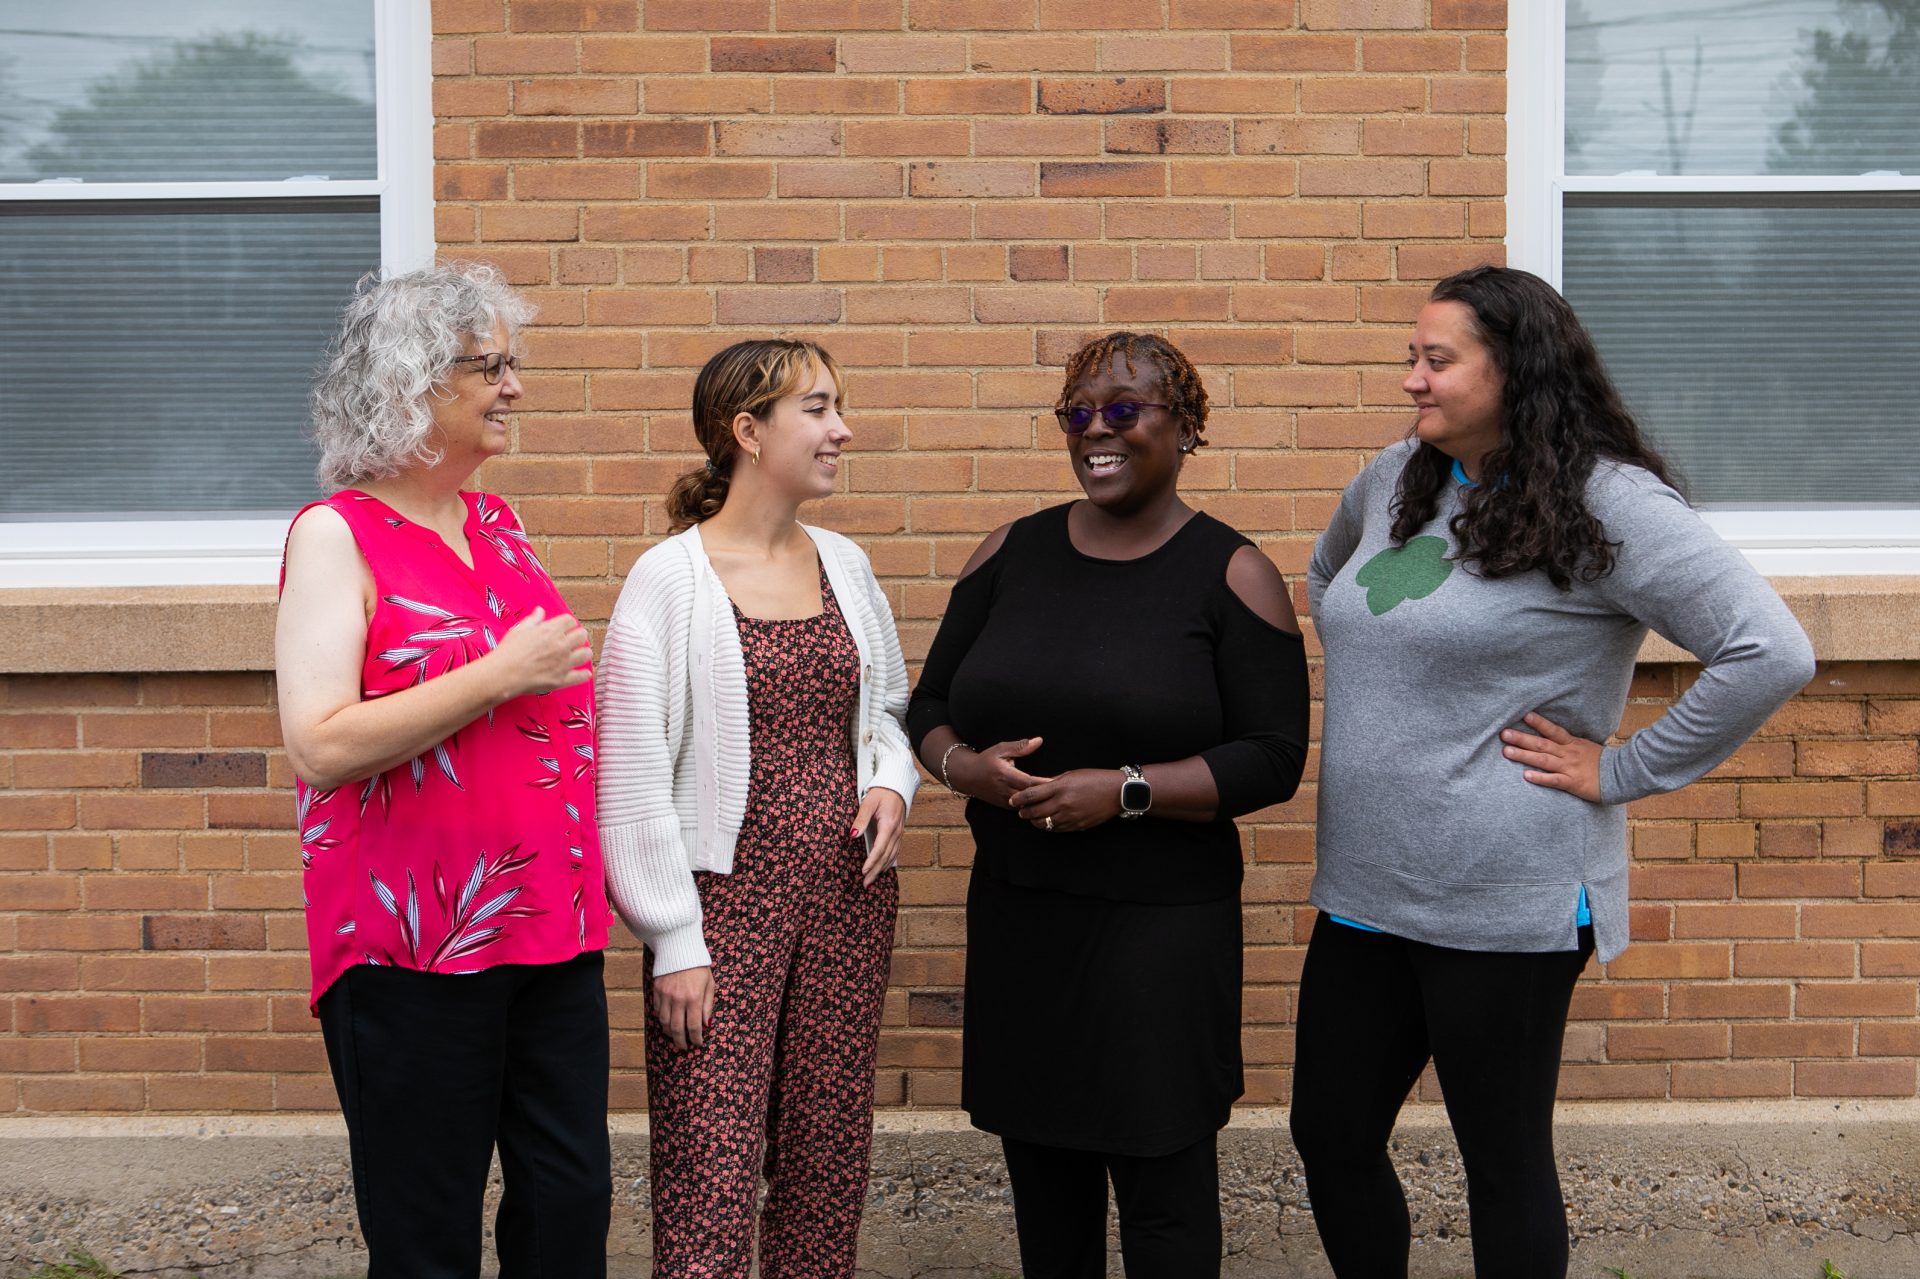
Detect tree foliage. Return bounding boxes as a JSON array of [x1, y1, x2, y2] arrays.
[[25, 31, 373, 182], [1770, 0, 1920, 174]]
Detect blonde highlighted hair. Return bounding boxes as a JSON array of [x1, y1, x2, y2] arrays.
[[666, 339, 845, 531]]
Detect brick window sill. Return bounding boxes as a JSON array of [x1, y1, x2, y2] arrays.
[[0, 577, 1914, 675], [0, 586, 278, 673], [1636, 577, 1920, 664]]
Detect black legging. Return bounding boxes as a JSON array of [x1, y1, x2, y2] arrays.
[[1001, 1132, 1222, 1278], [1289, 912, 1593, 1279]]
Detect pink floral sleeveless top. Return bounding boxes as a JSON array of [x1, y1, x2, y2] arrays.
[[283, 490, 610, 1009]]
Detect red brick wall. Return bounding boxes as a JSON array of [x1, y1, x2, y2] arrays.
[[0, 0, 1912, 1113], [4, 667, 1916, 1111]]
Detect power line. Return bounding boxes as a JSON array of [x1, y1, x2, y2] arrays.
[[1570, 0, 1897, 31], [0, 28, 371, 56]]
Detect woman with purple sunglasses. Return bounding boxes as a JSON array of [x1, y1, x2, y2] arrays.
[[907, 332, 1311, 1276]]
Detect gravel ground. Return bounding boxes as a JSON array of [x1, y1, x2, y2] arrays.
[[2, 1104, 1914, 1278]]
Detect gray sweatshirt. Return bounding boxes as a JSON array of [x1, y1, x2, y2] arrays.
[[1307, 440, 1815, 961]]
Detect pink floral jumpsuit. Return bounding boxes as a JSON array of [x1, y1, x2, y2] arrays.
[[643, 568, 898, 1277]]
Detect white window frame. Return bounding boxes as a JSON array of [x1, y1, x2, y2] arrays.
[[1508, 0, 1920, 576], [0, 0, 434, 589]]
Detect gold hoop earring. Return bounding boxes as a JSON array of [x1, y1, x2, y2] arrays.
[[751, 450, 760, 466]]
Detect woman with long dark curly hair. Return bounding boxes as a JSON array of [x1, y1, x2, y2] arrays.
[[1292, 266, 1813, 1278]]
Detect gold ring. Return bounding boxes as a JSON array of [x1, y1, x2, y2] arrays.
[[1043, 816, 1054, 831]]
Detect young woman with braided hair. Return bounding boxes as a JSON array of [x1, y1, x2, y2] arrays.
[[908, 332, 1311, 1276], [596, 339, 919, 1277]]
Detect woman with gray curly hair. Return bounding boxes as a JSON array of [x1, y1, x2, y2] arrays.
[[276, 262, 612, 1278]]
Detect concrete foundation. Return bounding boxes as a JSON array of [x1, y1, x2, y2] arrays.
[[2, 1102, 1915, 1278]]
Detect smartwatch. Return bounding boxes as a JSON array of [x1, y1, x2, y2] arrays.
[[1119, 764, 1151, 819]]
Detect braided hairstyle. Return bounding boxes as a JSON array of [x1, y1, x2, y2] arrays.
[[1389, 266, 1681, 589], [665, 338, 844, 532], [1056, 331, 1209, 454]]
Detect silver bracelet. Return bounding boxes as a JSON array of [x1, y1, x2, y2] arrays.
[[939, 741, 972, 797]]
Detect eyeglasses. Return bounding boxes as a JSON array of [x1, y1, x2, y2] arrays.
[[1054, 401, 1170, 434], [449, 352, 521, 385]]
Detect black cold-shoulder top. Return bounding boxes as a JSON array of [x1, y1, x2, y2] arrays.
[[907, 503, 1311, 904]]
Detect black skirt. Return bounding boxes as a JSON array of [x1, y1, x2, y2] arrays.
[[962, 867, 1243, 1158]]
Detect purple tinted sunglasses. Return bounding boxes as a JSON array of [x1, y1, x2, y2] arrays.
[[1054, 401, 1169, 434]]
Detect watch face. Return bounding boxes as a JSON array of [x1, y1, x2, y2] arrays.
[[1121, 779, 1151, 812]]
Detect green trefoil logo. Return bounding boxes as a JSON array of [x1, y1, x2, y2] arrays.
[[1355, 536, 1453, 616]]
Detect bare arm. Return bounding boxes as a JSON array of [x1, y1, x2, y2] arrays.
[[1007, 755, 1222, 830], [275, 505, 591, 791]]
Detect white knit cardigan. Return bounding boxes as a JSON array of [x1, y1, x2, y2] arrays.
[[595, 523, 920, 976]]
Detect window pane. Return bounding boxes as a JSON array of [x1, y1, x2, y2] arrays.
[[1562, 196, 1920, 507], [2, 201, 379, 519], [1565, 0, 1920, 176], [0, 2, 375, 182]]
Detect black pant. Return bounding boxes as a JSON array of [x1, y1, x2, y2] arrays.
[[1289, 913, 1593, 1279], [1001, 1132, 1222, 1278], [317, 951, 611, 1279]]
